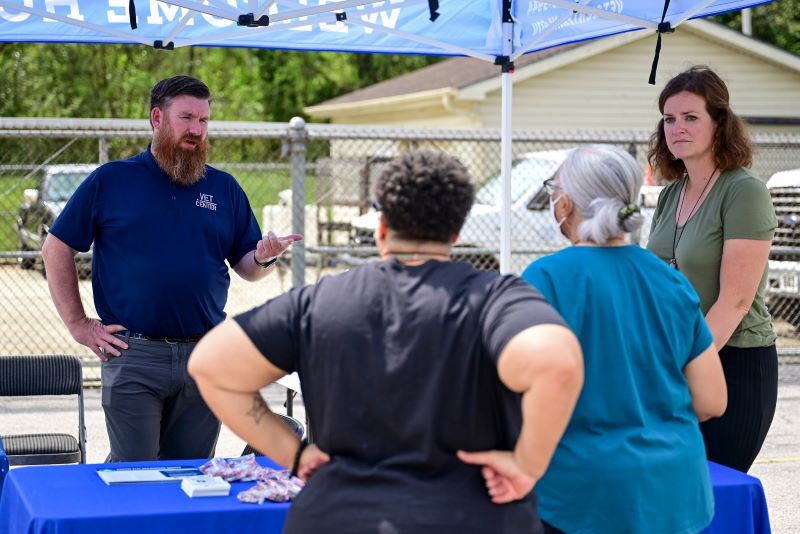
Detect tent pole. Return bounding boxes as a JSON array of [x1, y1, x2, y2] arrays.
[[499, 2, 514, 274], [500, 71, 512, 274], [288, 117, 307, 289]]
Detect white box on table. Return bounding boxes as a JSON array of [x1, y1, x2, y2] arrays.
[[181, 475, 231, 497]]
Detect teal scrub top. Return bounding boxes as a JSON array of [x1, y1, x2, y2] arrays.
[[523, 245, 714, 534]]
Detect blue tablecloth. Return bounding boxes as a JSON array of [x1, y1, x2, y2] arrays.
[[0, 439, 8, 502], [705, 461, 771, 534], [0, 457, 290, 534], [0, 459, 770, 534]]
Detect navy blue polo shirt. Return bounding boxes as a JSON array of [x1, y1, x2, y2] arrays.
[[49, 148, 262, 338]]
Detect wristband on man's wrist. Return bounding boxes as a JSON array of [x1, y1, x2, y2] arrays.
[[254, 255, 278, 268]]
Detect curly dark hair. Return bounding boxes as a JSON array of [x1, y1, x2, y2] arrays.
[[150, 75, 212, 113], [373, 150, 475, 243], [648, 66, 753, 182]]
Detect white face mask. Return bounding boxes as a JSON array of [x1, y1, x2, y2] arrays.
[[549, 194, 573, 245], [550, 194, 567, 234]]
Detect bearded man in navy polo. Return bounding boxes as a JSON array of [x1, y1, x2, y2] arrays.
[[42, 76, 302, 462]]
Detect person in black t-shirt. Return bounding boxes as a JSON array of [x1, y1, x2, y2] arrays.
[[189, 150, 583, 534]]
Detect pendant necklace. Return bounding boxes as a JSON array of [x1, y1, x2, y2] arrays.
[[670, 166, 718, 270]]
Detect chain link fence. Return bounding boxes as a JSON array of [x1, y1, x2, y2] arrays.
[[1, 118, 799, 377]]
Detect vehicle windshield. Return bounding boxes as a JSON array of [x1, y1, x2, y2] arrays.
[[475, 156, 562, 205], [45, 172, 88, 202]]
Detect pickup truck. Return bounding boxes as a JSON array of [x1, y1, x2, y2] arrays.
[[17, 164, 97, 278], [766, 168, 800, 328]]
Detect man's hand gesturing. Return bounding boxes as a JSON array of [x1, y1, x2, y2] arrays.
[[254, 231, 303, 264]]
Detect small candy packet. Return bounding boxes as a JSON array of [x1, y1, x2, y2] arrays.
[[200, 454, 305, 503], [236, 469, 305, 504], [200, 454, 262, 482]]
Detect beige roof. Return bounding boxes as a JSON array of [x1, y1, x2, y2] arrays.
[[312, 21, 800, 113], [319, 44, 581, 106]]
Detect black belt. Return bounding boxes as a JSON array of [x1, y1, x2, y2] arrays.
[[116, 330, 204, 343]]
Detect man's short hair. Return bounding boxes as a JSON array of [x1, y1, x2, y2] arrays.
[[150, 75, 212, 112], [373, 150, 475, 243]]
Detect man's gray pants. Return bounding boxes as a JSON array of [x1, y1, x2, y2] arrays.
[[100, 335, 220, 462]]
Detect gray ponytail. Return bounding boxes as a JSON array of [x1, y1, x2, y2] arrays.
[[558, 145, 645, 244]]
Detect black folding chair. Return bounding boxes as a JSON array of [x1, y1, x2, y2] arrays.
[[0, 355, 86, 466], [241, 413, 305, 457]]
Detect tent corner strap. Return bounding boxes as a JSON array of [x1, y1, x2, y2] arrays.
[[238, 13, 270, 28], [428, 0, 440, 22], [657, 22, 675, 34], [494, 56, 515, 74]]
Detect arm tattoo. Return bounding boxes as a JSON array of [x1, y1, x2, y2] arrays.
[[245, 393, 270, 424]]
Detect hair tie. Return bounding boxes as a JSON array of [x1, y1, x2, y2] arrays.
[[618, 203, 641, 222]]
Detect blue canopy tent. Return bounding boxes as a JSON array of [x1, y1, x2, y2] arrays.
[[0, 0, 777, 272]]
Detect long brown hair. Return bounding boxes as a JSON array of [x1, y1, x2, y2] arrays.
[[648, 66, 753, 182]]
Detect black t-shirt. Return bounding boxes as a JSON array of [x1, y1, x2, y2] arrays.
[[235, 259, 565, 534]]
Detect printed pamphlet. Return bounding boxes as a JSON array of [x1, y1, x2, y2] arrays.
[[96, 466, 203, 485]]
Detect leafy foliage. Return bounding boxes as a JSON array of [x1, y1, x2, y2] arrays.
[[0, 3, 796, 120], [712, 2, 800, 55], [0, 43, 438, 121]]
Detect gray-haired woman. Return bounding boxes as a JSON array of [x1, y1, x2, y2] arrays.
[[522, 144, 727, 534]]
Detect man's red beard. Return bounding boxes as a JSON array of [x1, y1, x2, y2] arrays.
[[152, 121, 209, 187]]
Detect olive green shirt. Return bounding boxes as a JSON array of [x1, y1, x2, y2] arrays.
[[647, 168, 777, 348]]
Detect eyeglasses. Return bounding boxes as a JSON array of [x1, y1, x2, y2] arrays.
[[372, 200, 381, 211], [543, 177, 557, 196]]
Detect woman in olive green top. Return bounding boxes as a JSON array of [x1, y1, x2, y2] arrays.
[[647, 66, 778, 473]]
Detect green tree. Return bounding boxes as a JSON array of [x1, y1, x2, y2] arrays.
[[1, 1, 795, 121], [0, 43, 267, 119], [713, 2, 800, 55], [0, 43, 437, 121]]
